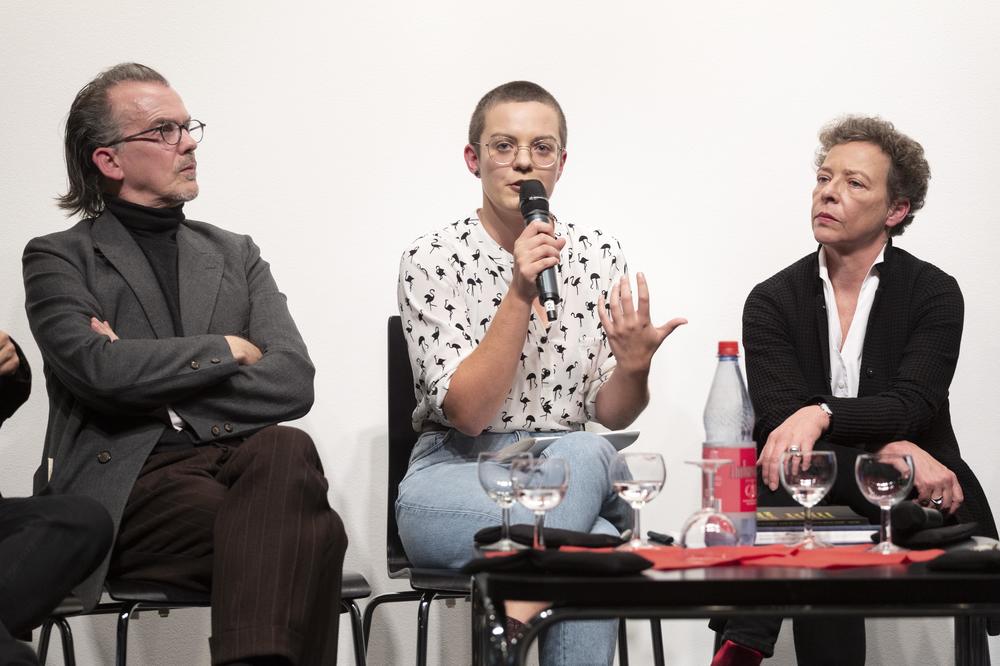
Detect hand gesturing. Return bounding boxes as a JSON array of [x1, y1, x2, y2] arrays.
[[597, 273, 686, 374]]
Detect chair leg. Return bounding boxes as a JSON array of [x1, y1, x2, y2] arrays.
[[617, 618, 629, 666], [650, 618, 665, 666], [345, 600, 367, 666], [416, 592, 435, 666], [116, 603, 138, 666], [55, 617, 76, 666], [37, 620, 54, 664], [361, 590, 423, 650]]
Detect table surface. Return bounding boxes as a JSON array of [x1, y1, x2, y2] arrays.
[[474, 539, 1000, 618]]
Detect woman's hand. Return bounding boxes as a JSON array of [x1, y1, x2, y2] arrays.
[[510, 218, 566, 303], [597, 273, 686, 374], [757, 405, 830, 491], [880, 440, 963, 514]]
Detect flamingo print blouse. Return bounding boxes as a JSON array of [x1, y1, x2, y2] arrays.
[[398, 213, 627, 433]]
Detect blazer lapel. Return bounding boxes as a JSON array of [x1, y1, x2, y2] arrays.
[[177, 225, 223, 335], [92, 211, 175, 338]]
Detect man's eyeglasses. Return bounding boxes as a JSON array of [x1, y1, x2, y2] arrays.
[[112, 120, 206, 146], [473, 137, 562, 168]]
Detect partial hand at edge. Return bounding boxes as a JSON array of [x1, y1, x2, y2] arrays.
[[880, 440, 964, 515], [225, 335, 263, 366], [90, 317, 119, 342], [758, 405, 830, 491], [0, 330, 18, 376]]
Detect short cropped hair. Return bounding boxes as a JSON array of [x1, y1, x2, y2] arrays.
[[57, 63, 169, 219], [468, 81, 567, 149], [816, 115, 930, 236]]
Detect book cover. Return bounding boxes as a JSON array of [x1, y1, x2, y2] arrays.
[[756, 505, 872, 529]]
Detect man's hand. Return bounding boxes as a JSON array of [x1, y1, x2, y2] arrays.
[[0, 330, 19, 377], [225, 336, 263, 366], [90, 317, 119, 342], [757, 405, 830, 490], [881, 440, 964, 515], [510, 218, 566, 303], [597, 273, 686, 374]]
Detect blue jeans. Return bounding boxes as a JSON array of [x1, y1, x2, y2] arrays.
[[396, 429, 629, 666]]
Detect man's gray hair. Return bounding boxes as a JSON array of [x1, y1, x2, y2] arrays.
[[57, 63, 169, 219]]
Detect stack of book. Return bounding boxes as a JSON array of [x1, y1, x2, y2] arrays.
[[754, 506, 877, 545]]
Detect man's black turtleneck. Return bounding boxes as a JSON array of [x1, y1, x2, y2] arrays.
[[104, 196, 195, 451], [105, 196, 184, 336]]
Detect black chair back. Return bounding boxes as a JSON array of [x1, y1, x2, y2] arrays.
[[386, 315, 419, 577]]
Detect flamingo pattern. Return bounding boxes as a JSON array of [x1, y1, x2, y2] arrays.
[[398, 213, 627, 432]]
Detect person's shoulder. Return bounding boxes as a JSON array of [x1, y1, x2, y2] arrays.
[[181, 218, 250, 246], [886, 245, 960, 293], [751, 251, 817, 296], [23, 218, 97, 255], [401, 216, 479, 258]]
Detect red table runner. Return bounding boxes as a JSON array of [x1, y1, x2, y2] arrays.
[[560, 544, 944, 570]]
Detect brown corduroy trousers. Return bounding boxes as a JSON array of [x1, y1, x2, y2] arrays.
[[109, 425, 348, 665]]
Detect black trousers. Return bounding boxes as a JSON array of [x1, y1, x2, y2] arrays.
[[108, 425, 348, 666], [710, 442, 874, 664], [0, 494, 113, 666]]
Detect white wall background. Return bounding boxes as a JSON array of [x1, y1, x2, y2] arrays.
[[1, 1, 998, 664]]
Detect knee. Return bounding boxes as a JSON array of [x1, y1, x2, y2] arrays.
[[34, 495, 113, 562], [251, 425, 324, 471], [545, 431, 617, 466]]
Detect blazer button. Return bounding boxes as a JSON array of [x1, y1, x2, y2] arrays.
[[866, 367, 875, 377], [211, 358, 221, 364], [211, 425, 221, 436], [97, 450, 112, 464], [191, 361, 200, 370], [224, 423, 233, 433]]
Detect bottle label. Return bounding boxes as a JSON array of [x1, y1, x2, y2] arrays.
[[703, 445, 757, 513]]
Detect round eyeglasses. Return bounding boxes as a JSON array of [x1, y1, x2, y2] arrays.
[[113, 120, 206, 146], [473, 137, 562, 168]]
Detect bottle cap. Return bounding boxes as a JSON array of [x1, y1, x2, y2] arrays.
[[717, 341, 740, 357]]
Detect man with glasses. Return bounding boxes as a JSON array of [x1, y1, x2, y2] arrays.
[[396, 81, 686, 666], [22, 63, 347, 666]]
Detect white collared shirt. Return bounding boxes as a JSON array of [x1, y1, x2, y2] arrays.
[[818, 245, 885, 398]]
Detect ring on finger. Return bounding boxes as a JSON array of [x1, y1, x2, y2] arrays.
[[930, 497, 944, 507]]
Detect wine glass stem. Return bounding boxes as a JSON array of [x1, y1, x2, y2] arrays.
[[803, 505, 814, 541], [632, 506, 641, 544], [501, 506, 511, 543], [880, 504, 892, 546], [534, 511, 546, 550]]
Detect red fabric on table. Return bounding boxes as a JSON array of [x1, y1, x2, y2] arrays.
[[561, 545, 790, 569], [740, 544, 944, 569], [560, 544, 945, 570]]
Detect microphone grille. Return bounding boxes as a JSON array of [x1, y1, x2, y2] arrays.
[[519, 180, 549, 217]]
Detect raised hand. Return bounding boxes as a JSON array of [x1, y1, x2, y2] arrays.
[[597, 273, 686, 374]]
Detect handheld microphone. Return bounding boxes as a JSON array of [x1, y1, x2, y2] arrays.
[[518, 179, 560, 321]]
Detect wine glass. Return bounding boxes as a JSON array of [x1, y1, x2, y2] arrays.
[[609, 452, 666, 549], [779, 450, 838, 549], [680, 460, 738, 548], [855, 452, 915, 554], [511, 456, 569, 550], [477, 451, 531, 551]]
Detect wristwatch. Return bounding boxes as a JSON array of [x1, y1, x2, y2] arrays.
[[817, 402, 833, 422]]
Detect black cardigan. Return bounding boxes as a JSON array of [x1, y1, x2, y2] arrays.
[[743, 241, 996, 538]]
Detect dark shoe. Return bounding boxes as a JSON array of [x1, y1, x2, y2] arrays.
[[711, 639, 764, 666]]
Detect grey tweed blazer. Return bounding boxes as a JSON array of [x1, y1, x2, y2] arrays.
[[22, 210, 315, 608]]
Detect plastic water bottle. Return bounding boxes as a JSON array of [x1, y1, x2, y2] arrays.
[[703, 341, 757, 545]]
